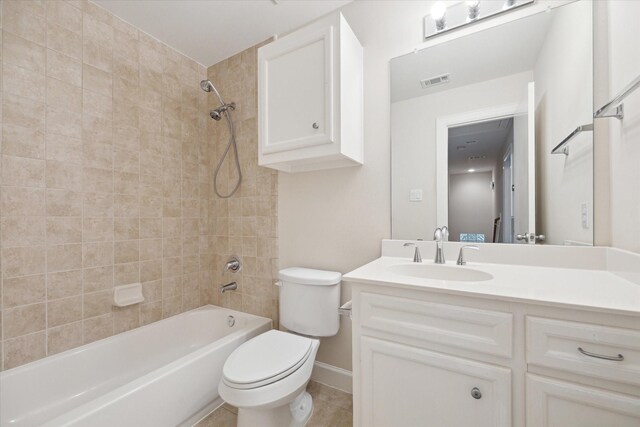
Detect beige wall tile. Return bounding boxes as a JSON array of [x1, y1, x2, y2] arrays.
[[82, 313, 113, 344], [3, 303, 46, 338], [1, 155, 45, 187], [46, 189, 82, 216], [3, 275, 46, 308], [47, 270, 83, 299], [3, 62, 45, 101], [3, 331, 46, 369], [46, 1, 83, 34], [82, 242, 114, 268], [47, 243, 82, 272], [46, 133, 82, 164], [2, 246, 46, 278], [47, 322, 82, 355], [83, 265, 113, 293], [2, 123, 45, 159], [1, 216, 46, 247], [83, 290, 112, 319], [47, 23, 82, 60], [3, 32, 46, 73], [2, 0, 46, 45], [46, 217, 82, 245], [48, 296, 83, 327]]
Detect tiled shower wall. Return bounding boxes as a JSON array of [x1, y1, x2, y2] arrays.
[[0, 0, 217, 370], [206, 43, 279, 324]]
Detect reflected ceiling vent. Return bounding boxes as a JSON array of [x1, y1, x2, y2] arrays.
[[420, 73, 450, 89], [465, 140, 478, 145], [468, 155, 487, 160]]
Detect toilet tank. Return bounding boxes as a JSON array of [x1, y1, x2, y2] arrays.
[[278, 267, 341, 337]]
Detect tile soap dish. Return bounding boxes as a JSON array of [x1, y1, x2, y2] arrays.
[[113, 283, 145, 307]]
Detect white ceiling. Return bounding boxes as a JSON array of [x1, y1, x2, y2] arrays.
[[390, 7, 552, 103], [94, 0, 351, 66], [448, 118, 513, 175]]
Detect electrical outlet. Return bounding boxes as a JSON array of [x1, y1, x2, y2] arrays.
[[581, 203, 589, 229], [409, 189, 423, 202]]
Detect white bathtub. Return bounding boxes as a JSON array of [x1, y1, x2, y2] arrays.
[[0, 305, 271, 427]]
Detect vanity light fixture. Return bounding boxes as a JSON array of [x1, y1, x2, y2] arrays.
[[468, 168, 475, 173], [424, 0, 535, 41]]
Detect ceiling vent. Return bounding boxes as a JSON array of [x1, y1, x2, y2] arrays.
[[420, 73, 450, 89], [468, 155, 487, 160]]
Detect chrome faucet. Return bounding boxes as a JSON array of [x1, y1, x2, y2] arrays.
[[433, 228, 445, 264], [220, 282, 237, 294], [403, 243, 422, 263], [457, 245, 479, 265]]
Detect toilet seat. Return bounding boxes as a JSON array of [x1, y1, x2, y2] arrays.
[[223, 330, 313, 390]]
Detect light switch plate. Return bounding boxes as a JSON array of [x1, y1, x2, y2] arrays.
[[410, 189, 423, 202]]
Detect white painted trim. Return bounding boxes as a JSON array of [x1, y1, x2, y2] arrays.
[[436, 103, 520, 228], [311, 361, 353, 394]]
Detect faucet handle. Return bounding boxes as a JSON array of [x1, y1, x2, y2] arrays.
[[457, 245, 480, 265], [433, 227, 442, 241], [223, 255, 241, 274], [403, 243, 422, 263], [441, 226, 449, 242]]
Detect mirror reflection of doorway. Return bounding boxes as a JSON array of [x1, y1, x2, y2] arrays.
[[447, 117, 514, 243]]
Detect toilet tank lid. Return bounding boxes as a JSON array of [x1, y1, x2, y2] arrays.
[[279, 267, 341, 286]]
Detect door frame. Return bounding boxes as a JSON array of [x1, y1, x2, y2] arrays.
[[502, 145, 514, 243], [436, 103, 519, 228]]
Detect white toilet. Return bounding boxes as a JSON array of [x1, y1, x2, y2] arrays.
[[218, 267, 341, 427]]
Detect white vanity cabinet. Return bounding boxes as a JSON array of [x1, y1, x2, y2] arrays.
[[348, 282, 640, 427], [257, 12, 363, 173]]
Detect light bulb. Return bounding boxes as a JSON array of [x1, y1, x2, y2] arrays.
[[468, 169, 475, 173], [466, 0, 480, 21], [431, 2, 446, 20], [431, 2, 447, 31]]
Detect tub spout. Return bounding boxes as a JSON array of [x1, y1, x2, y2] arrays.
[[220, 282, 237, 294]]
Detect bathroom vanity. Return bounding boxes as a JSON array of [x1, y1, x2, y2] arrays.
[[344, 241, 640, 427]]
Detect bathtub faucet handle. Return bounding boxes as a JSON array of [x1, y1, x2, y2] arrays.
[[220, 282, 238, 294], [223, 255, 241, 274]]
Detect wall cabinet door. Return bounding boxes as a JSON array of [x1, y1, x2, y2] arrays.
[[260, 25, 333, 154], [358, 336, 511, 427], [526, 374, 640, 427]]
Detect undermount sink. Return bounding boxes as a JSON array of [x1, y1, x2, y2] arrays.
[[388, 263, 493, 282]]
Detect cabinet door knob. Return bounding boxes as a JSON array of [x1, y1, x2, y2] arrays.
[[312, 122, 319, 129], [470, 387, 482, 399]]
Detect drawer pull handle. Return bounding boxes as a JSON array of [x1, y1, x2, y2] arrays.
[[578, 347, 624, 361]]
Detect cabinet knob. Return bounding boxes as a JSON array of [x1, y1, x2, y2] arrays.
[[470, 387, 482, 399], [312, 122, 319, 129]]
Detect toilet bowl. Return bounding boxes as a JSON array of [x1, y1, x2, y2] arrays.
[[219, 330, 320, 427], [218, 267, 342, 427]]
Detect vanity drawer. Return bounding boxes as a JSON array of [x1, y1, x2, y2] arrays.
[[526, 317, 640, 386], [359, 292, 513, 358]]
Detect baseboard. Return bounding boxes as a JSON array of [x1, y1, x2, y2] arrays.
[[311, 361, 353, 394]]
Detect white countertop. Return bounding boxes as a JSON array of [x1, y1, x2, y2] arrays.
[[343, 256, 640, 316]]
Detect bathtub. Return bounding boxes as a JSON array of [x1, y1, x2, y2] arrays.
[[0, 305, 271, 427]]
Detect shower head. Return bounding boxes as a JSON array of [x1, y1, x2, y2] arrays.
[[200, 79, 227, 107], [200, 80, 214, 92]]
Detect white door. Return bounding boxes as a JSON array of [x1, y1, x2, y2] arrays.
[[527, 374, 640, 427], [259, 25, 334, 154], [513, 82, 536, 244], [358, 336, 511, 427]]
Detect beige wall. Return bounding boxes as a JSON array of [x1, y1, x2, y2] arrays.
[[448, 171, 494, 242], [0, 0, 213, 370], [205, 42, 280, 324]]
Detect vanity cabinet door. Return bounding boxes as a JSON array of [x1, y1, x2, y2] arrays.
[[526, 374, 640, 427], [358, 336, 511, 427]]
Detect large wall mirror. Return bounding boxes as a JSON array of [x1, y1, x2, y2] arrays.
[[391, 1, 593, 245]]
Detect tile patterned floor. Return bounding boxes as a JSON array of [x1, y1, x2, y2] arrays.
[[195, 381, 353, 427]]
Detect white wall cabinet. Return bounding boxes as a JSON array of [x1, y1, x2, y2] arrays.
[[348, 284, 640, 427], [258, 12, 363, 173]]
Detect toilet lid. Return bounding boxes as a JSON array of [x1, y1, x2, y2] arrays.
[[223, 330, 313, 389]]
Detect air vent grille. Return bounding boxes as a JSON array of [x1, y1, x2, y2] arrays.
[[420, 73, 450, 89]]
